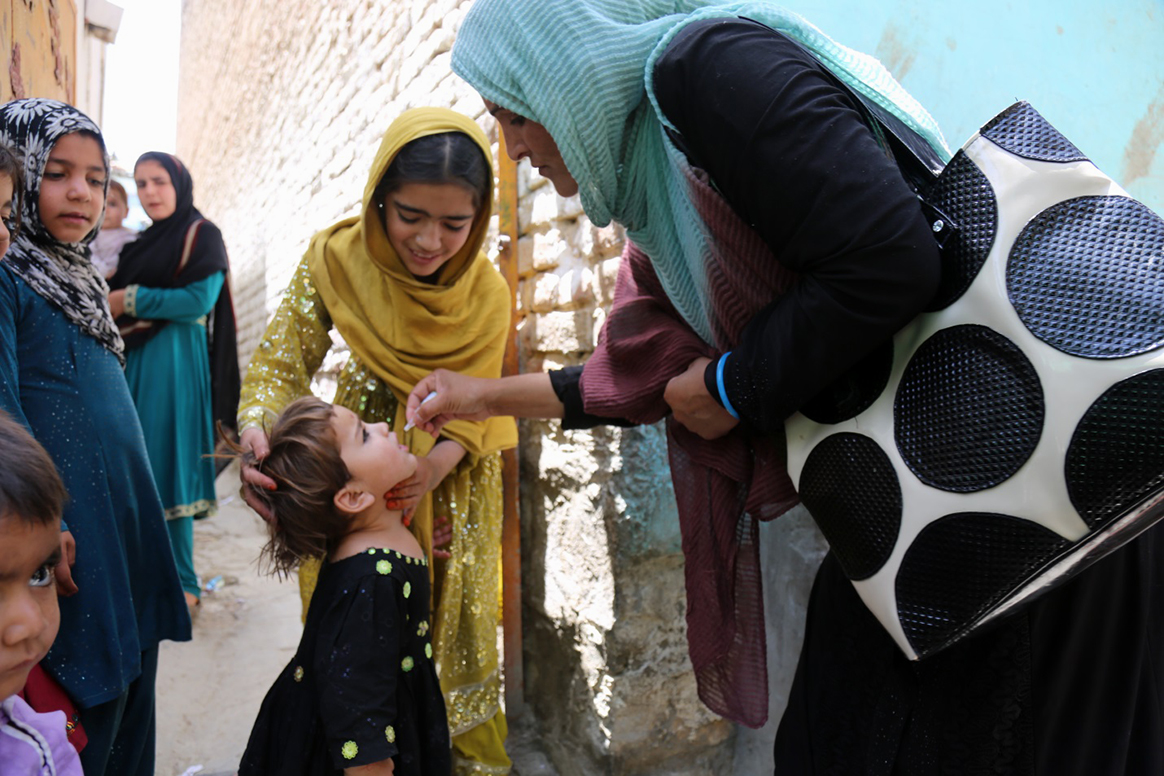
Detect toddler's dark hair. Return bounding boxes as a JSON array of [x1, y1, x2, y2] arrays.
[[227, 397, 352, 576], [0, 143, 25, 236], [375, 131, 491, 211], [0, 410, 66, 526]]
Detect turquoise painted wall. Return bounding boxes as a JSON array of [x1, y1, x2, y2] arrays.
[[786, 0, 1164, 211]]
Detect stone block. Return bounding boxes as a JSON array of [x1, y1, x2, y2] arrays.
[[558, 194, 585, 221], [516, 160, 533, 198], [566, 219, 595, 258], [441, 3, 470, 33], [591, 307, 606, 349], [531, 273, 559, 313], [594, 222, 625, 258], [372, 27, 407, 69], [530, 186, 584, 224], [322, 146, 354, 181], [517, 235, 535, 278], [596, 256, 621, 303], [555, 267, 596, 311], [522, 310, 594, 355], [531, 228, 566, 271], [517, 279, 534, 314], [408, 0, 437, 28], [450, 91, 484, 122], [528, 184, 558, 225], [428, 27, 455, 56], [430, 0, 462, 21]]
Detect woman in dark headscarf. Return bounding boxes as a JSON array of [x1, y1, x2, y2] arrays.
[[0, 98, 190, 776], [108, 152, 240, 614]]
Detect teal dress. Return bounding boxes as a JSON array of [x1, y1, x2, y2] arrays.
[[122, 271, 224, 597], [0, 264, 192, 707]]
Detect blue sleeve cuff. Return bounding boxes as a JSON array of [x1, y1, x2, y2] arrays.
[[715, 352, 740, 420]]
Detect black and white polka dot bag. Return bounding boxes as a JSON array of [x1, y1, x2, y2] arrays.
[[786, 102, 1164, 660]]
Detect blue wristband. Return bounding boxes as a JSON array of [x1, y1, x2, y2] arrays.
[[716, 352, 740, 420]]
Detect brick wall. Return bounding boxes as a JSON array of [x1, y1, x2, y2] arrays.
[[177, 0, 485, 373]]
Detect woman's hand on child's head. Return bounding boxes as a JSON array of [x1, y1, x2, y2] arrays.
[[383, 456, 439, 513], [107, 289, 126, 319], [239, 427, 278, 523], [54, 530, 78, 597], [432, 514, 452, 560]]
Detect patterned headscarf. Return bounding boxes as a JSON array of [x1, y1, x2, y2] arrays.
[[0, 99, 121, 363]]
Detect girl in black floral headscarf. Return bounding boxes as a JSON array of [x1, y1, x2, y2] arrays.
[[0, 98, 190, 776]]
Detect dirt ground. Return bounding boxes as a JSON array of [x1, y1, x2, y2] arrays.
[[154, 464, 557, 776], [155, 463, 302, 776]]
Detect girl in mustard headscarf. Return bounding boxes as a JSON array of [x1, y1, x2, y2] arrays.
[[237, 108, 517, 775]]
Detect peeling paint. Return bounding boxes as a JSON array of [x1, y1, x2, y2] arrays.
[[49, 1, 64, 86], [2, 0, 77, 103], [1121, 83, 1164, 188], [9, 45, 25, 100], [876, 24, 917, 81]]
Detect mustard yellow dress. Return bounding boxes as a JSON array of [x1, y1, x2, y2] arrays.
[[239, 108, 515, 775]]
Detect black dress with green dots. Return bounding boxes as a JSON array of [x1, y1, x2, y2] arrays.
[[238, 549, 450, 775]]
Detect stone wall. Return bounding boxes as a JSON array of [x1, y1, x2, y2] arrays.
[[175, 2, 789, 773], [512, 167, 739, 773]]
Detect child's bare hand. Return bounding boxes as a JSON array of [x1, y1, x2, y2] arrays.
[[345, 757, 394, 775], [432, 515, 452, 559]]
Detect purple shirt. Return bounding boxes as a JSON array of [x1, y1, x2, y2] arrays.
[[0, 695, 82, 776]]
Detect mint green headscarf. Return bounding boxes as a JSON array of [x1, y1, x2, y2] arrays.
[[452, 0, 950, 343]]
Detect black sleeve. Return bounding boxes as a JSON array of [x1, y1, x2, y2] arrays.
[[653, 19, 941, 433], [549, 366, 636, 430]]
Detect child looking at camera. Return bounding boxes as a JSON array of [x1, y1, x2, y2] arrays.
[[0, 410, 82, 775], [237, 396, 450, 776]]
